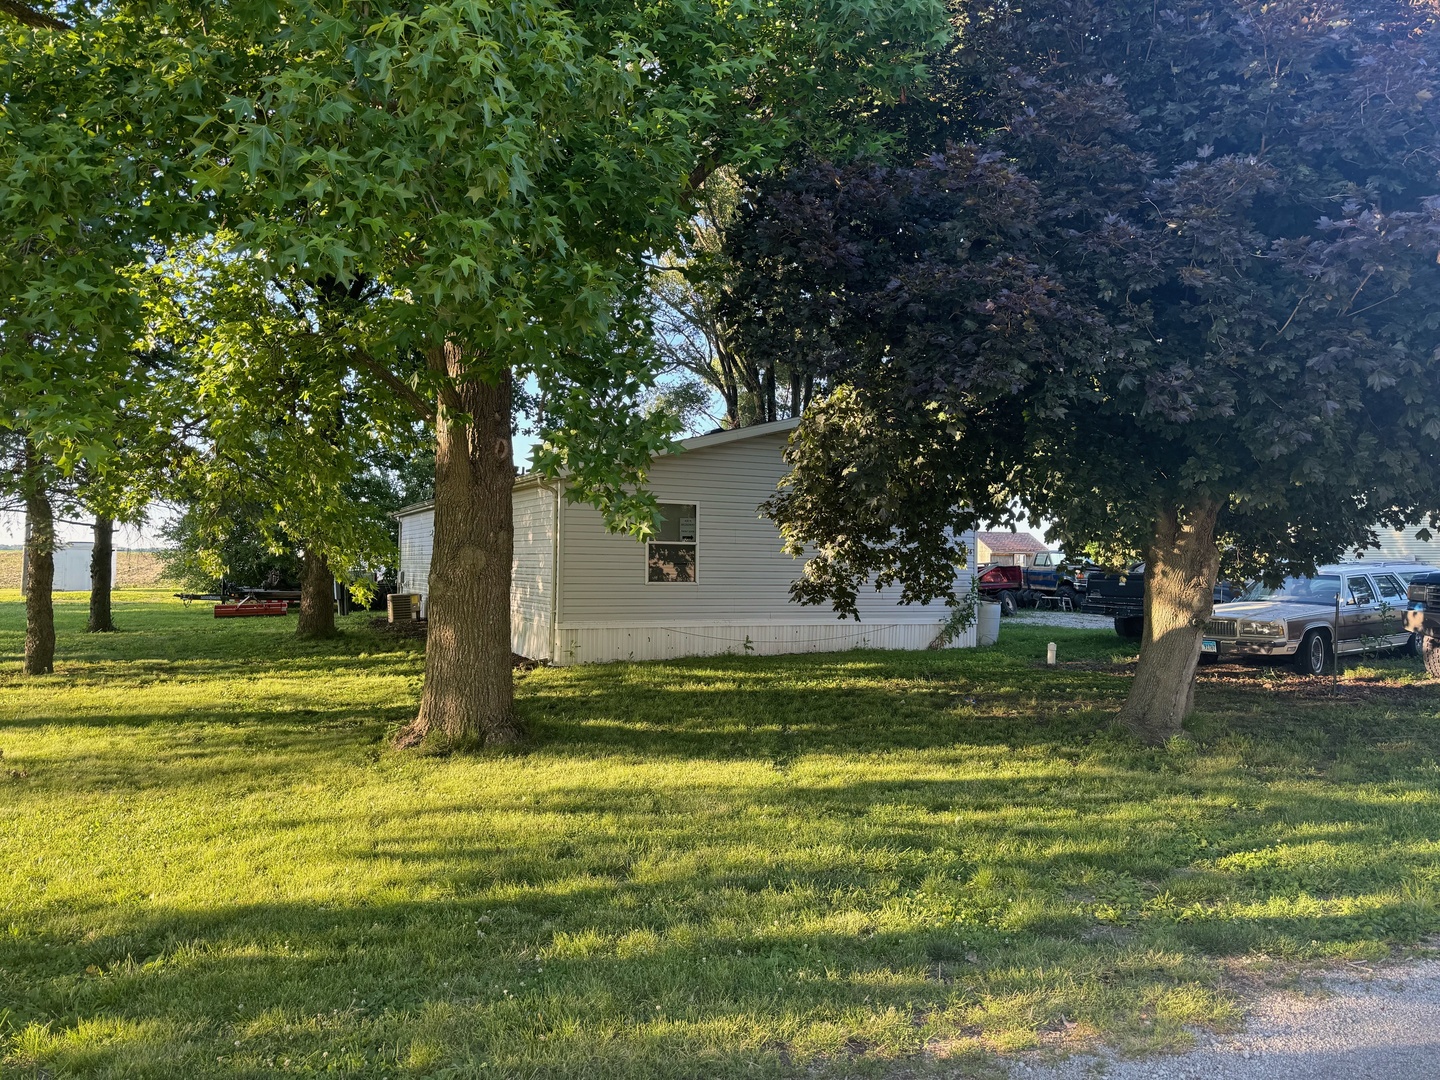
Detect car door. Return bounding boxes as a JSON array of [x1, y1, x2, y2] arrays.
[[1339, 574, 1379, 653], [1371, 572, 1409, 645], [1028, 553, 1056, 591]]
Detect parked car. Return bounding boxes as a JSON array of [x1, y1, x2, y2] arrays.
[[1203, 561, 1434, 675], [1402, 570, 1440, 676], [1082, 565, 1240, 638], [976, 552, 1096, 614]]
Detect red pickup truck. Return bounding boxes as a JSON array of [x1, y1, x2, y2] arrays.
[[976, 552, 1091, 614]]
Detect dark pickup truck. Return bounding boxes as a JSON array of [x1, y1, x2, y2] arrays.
[[1081, 565, 1241, 638], [976, 552, 1097, 614], [1404, 570, 1440, 676]]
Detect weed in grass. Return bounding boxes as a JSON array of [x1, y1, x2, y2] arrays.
[[1, 593, 1439, 1078]]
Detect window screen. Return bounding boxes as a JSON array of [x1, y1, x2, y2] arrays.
[[647, 503, 697, 583]]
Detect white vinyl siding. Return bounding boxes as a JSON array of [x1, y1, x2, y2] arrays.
[[1357, 526, 1440, 566], [511, 483, 557, 660], [556, 430, 973, 628], [396, 512, 434, 614]]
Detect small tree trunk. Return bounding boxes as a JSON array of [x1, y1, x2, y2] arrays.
[[87, 515, 115, 633], [22, 440, 55, 675], [297, 548, 337, 639], [405, 347, 520, 748], [1117, 500, 1222, 745]]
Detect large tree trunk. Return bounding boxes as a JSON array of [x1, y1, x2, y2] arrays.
[[297, 548, 337, 639], [1117, 500, 1222, 745], [405, 348, 519, 748], [22, 440, 55, 675], [87, 515, 115, 633]]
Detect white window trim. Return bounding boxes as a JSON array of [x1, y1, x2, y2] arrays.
[[644, 501, 700, 586]]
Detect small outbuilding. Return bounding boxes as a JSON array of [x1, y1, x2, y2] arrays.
[[396, 418, 980, 664], [20, 540, 110, 593], [974, 530, 1048, 567]]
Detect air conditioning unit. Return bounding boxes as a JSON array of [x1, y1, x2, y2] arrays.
[[387, 592, 421, 622]]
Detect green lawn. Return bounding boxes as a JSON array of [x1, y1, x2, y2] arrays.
[[3, 595, 1440, 1079]]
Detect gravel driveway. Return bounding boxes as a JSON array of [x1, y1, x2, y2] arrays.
[[1005, 960, 1440, 1080], [1008, 609, 1115, 631]]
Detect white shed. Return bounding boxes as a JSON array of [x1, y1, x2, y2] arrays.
[[396, 418, 980, 664], [21, 540, 112, 592]]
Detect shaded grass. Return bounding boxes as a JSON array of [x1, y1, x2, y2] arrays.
[[2, 593, 1440, 1078]]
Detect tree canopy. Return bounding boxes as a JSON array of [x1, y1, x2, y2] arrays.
[[726, 0, 1440, 741], [2, 0, 950, 732]]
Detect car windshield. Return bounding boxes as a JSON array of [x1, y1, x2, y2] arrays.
[[1240, 574, 1341, 604]]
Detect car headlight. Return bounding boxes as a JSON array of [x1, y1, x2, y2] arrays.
[[1240, 620, 1285, 638]]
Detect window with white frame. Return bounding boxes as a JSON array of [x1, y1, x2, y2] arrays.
[[647, 503, 698, 583]]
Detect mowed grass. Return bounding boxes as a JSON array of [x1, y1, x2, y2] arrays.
[[3, 596, 1440, 1079]]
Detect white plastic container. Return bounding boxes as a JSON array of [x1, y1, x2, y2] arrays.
[[977, 600, 1002, 646]]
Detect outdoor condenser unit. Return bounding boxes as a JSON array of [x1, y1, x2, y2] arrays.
[[387, 592, 421, 622]]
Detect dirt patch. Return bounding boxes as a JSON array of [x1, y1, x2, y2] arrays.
[[1196, 663, 1436, 701]]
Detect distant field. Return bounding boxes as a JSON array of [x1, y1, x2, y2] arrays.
[[0, 549, 173, 590]]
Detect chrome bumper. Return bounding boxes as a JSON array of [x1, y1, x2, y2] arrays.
[[1205, 638, 1299, 657]]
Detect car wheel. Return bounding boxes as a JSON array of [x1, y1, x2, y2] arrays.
[[1114, 616, 1143, 640], [999, 591, 1019, 616], [1402, 632, 1422, 658], [1424, 636, 1440, 678], [1058, 585, 1079, 611], [1293, 629, 1331, 676]]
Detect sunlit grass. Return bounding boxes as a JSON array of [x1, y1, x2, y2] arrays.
[[2, 592, 1439, 1077]]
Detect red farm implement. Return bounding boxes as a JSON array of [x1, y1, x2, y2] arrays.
[[213, 598, 290, 618]]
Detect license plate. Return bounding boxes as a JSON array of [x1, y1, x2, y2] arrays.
[[1201, 640, 1217, 654]]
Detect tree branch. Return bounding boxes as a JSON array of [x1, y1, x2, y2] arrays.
[[686, 151, 722, 196], [348, 348, 436, 424], [0, 0, 70, 30]]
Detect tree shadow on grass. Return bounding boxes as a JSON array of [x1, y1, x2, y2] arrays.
[[7, 620, 1440, 1076], [6, 792, 1439, 1080]]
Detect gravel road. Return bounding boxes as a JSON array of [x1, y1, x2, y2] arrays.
[[1005, 960, 1440, 1080]]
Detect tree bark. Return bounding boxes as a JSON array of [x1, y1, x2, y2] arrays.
[[87, 515, 115, 632], [1117, 500, 1222, 745], [22, 440, 55, 675], [297, 548, 338, 639], [405, 347, 520, 748]]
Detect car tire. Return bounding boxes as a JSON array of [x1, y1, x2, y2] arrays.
[[1424, 635, 1440, 678], [1294, 629, 1332, 676], [1402, 632, 1422, 658], [1114, 616, 1143, 640], [1058, 584, 1079, 611], [999, 591, 1019, 616]]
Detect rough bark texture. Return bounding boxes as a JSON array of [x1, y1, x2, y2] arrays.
[[87, 515, 115, 633], [22, 441, 55, 675], [1117, 501, 1222, 745], [297, 549, 338, 639], [406, 347, 520, 748]]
